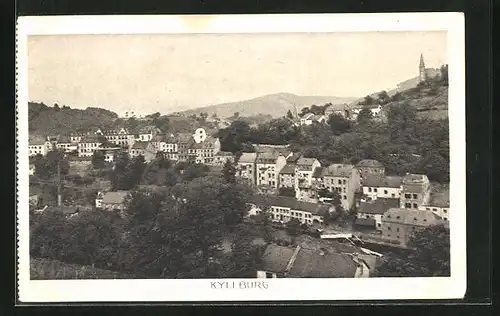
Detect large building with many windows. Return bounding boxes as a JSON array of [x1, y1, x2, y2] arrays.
[[319, 164, 361, 210], [400, 174, 431, 209]]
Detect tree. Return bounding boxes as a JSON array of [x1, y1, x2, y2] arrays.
[[278, 187, 296, 197], [361, 95, 375, 106], [375, 225, 450, 277], [91, 150, 106, 169], [286, 218, 302, 236], [378, 91, 390, 105], [222, 160, 237, 183], [299, 107, 311, 117], [286, 110, 294, 120], [440, 64, 449, 85], [357, 106, 373, 124], [327, 113, 351, 135]]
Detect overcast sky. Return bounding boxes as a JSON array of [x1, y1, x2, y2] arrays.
[[28, 31, 447, 115]]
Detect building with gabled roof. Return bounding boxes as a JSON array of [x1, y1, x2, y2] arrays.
[[255, 151, 287, 191], [400, 174, 431, 209], [320, 164, 361, 210], [362, 174, 403, 201], [129, 141, 157, 162], [96, 191, 130, 211], [237, 152, 258, 185], [381, 207, 443, 246], [355, 159, 385, 182], [355, 197, 400, 230]]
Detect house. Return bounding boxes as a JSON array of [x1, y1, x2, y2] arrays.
[[192, 127, 208, 144], [96, 191, 130, 211], [55, 135, 77, 153], [29, 194, 39, 207], [320, 164, 361, 210], [249, 195, 331, 225], [400, 174, 431, 209], [237, 152, 257, 185], [355, 197, 400, 230], [255, 151, 288, 190], [70, 132, 86, 143], [209, 151, 234, 166], [129, 141, 157, 163], [256, 244, 368, 278], [93, 146, 121, 163], [77, 135, 102, 157], [151, 134, 179, 160], [355, 159, 385, 182], [299, 113, 326, 126], [381, 208, 443, 245], [294, 157, 322, 200], [278, 164, 296, 189], [175, 133, 195, 161], [95, 128, 135, 148], [188, 136, 221, 164], [362, 174, 403, 201], [28, 140, 50, 157], [420, 185, 450, 221], [324, 103, 351, 119], [135, 126, 159, 142]]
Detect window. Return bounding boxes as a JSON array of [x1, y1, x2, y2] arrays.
[[443, 209, 448, 213], [426, 208, 430, 211], [374, 188, 378, 192], [368, 188, 372, 192], [432, 208, 437, 212], [405, 203, 412, 208], [396, 236, 400, 239], [396, 216, 400, 219], [384, 190, 388, 194], [405, 194, 411, 199], [413, 194, 418, 199], [444, 217, 448, 221], [338, 180, 342, 185], [343, 195, 347, 200], [413, 203, 418, 208], [377, 223, 381, 227], [265, 272, 273, 278], [388, 227, 391, 231], [391, 193, 395, 198], [396, 227, 400, 232]]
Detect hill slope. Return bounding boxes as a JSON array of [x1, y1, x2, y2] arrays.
[[180, 93, 357, 119], [28, 102, 119, 137]]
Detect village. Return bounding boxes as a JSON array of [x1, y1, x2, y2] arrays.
[[28, 54, 450, 279]]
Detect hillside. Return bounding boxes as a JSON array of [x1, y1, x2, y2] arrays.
[[31, 257, 134, 279], [29, 102, 119, 137], [180, 93, 357, 119], [384, 85, 448, 120]]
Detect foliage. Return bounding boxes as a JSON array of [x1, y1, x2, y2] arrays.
[[278, 187, 296, 197], [356, 106, 373, 124], [32, 150, 69, 180], [286, 110, 294, 120], [91, 150, 106, 169], [286, 218, 302, 236], [327, 114, 352, 135], [222, 160, 237, 183], [375, 224, 450, 277]]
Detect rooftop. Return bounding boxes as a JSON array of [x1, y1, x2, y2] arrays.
[[312, 167, 324, 178], [297, 157, 318, 167], [286, 153, 302, 163], [279, 164, 296, 175], [256, 151, 280, 164], [358, 198, 400, 215], [251, 195, 325, 215], [238, 152, 257, 163], [402, 173, 429, 184], [101, 191, 130, 205], [383, 208, 442, 225], [322, 164, 354, 178], [356, 159, 384, 168], [354, 217, 377, 227], [427, 185, 450, 208], [131, 142, 150, 150], [363, 175, 402, 188], [259, 244, 296, 273]]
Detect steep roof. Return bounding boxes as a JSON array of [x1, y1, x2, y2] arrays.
[[101, 191, 130, 205], [363, 175, 402, 188], [302, 113, 315, 120], [256, 151, 279, 164], [297, 157, 318, 167], [260, 244, 296, 273], [358, 198, 400, 215], [322, 164, 354, 178], [287, 248, 358, 278], [356, 159, 384, 168], [312, 167, 324, 178], [279, 164, 296, 175], [238, 152, 257, 163], [80, 135, 102, 143], [286, 153, 302, 163], [383, 208, 442, 226]]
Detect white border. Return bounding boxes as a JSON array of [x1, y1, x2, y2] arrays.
[[17, 13, 466, 302]]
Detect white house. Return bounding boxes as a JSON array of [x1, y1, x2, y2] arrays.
[[419, 185, 450, 222], [255, 152, 288, 190], [28, 140, 51, 157], [362, 174, 403, 201], [320, 164, 361, 210], [96, 191, 130, 211], [77, 136, 102, 157], [237, 152, 257, 185]]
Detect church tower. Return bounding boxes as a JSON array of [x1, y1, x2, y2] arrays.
[[419, 53, 426, 82]]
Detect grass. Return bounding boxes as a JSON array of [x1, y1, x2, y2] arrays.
[[30, 257, 134, 280]]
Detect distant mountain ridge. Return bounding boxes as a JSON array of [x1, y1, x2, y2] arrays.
[[179, 93, 358, 118]]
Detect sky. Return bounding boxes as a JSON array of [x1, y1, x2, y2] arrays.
[[28, 31, 447, 116]]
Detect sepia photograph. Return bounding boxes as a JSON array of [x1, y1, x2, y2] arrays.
[[16, 13, 466, 302]]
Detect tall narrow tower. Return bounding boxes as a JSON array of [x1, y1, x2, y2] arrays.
[[419, 53, 426, 82]]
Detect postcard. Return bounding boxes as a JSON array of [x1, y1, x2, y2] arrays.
[[16, 13, 466, 302]]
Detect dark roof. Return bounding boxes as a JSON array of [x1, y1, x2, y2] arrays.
[[322, 164, 354, 178], [383, 208, 442, 225], [251, 195, 323, 214], [363, 175, 402, 188], [131, 142, 149, 149], [354, 218, 376, 226], [356, 159, 384, 168], [288, 248, 358, 278], [80, 135, 101, 143], [402, 174, 429, 184], [56, 135, 71, 143], [427, 187, 450, 208], [358, 198, 400, 215], [260, 244, 296, 273], [286, 153, 302, 163], [279, 164, 296, 174], [312, 167, 323, 178], [297, 157, 318, 167], [256, 152, 280, 164]]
